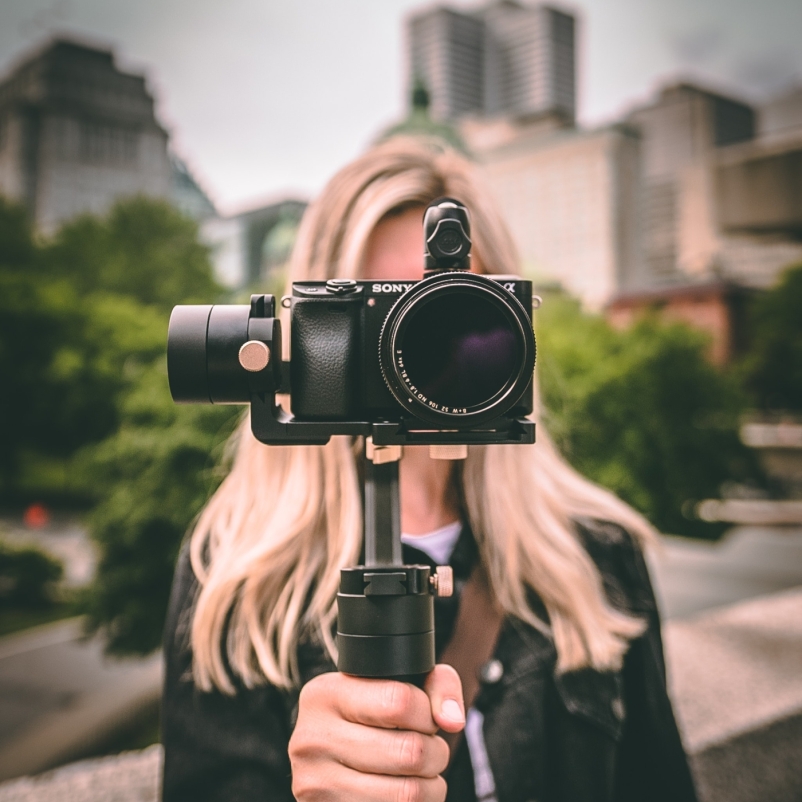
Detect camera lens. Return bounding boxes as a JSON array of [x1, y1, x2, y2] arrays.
[[403, 293, 519, 407], [380, 274, 535, 426]]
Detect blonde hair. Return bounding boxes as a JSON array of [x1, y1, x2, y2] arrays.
[[189, 137, 655, 693]]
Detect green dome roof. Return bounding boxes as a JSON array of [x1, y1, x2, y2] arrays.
[[377, 79, 468, 153]]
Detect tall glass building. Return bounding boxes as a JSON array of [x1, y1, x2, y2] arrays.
[[407, 2, 575, 124]]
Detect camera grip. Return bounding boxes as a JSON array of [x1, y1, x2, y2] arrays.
[[291, 299, 360, 419]]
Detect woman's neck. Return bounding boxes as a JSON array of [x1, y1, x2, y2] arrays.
[[399, 446, 460, 535]]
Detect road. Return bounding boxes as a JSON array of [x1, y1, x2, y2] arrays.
[[0, 620, 161, 781], [649, 525, 802, 619]]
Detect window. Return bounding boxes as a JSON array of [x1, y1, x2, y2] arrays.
[[79, 121, 138, 166]]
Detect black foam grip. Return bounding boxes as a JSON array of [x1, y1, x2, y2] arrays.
[[290, 299, 360, 419]]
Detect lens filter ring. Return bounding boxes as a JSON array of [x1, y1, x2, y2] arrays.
[[379, 273, 535, 427]]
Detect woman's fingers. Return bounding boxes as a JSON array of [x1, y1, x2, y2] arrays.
[[292, 761, 447, 802], [301, 717, 450, 778], [290, 669, 461, 801], [424, 663, 465, 734], [320, 673, 439, 734]]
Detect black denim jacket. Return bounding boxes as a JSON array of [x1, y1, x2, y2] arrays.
[[162, 520, 698, 802]]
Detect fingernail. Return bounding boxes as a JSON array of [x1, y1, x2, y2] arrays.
[[441, 698, 464, 724]]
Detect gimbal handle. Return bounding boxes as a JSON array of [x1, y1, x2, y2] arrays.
[[335, 441, 452, 685]]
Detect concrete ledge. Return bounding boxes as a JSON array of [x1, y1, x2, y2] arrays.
[[0, 662, 161, 782], [696, 498, 802, 524], [0, 619, 162, 782], [691, 713, 802, 802], [0, 746, 161, 802]]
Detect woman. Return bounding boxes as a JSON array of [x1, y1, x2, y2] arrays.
[[162, 137, 698, 802]]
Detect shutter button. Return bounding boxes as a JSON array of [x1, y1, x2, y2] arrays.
[[479, 658, 504, 684], [326, 279, 358, 294]]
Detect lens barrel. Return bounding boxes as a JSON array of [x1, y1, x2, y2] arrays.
[[379, 273, 535, 427]]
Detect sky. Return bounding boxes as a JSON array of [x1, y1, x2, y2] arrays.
[[1, 0, 800, 214]]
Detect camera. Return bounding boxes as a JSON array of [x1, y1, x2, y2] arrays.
[[167, 198, 537, 681], [167, 198, 536, 447]]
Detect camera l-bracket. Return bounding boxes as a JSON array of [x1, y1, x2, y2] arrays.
[[249, 393, 535, 447]]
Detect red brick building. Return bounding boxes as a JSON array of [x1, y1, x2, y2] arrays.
[[606, 281, 755, 365]]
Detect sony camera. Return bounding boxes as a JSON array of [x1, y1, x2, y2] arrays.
[[167, 198, 537, 681], [167, 198, 536, 447]]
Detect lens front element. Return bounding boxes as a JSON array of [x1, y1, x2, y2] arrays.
[[380, 274, 534, 426]]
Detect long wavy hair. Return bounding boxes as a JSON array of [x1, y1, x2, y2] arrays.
[[189, 137, 656, 693]]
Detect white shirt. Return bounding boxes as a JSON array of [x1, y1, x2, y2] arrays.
[[400, 519, 462, 565]]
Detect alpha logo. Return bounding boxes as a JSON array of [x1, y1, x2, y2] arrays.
[[372, 283, 415, 294]]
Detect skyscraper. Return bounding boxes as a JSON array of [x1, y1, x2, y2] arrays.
[[407, 1, 575, 124], [0, 39, 172, 233]]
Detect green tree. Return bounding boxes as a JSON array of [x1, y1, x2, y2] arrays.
[[48, 199, 237, 653], [740, 262, 802, 412], [1, 193, 235, 651], [78, 360, 239, 653], [536, 293, 753, 537], [0, 196, 224, 496], [0, 540, 64, 607], [0, 198, 110, 487], [44, 196, 219, 310]]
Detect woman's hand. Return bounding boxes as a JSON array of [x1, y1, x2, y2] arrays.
[[289, 664, 465, 801]]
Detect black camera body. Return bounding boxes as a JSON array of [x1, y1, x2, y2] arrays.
[[168, 198, 536, 448], [290, 274, 534, 425]]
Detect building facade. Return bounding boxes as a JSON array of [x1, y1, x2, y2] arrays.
[[625, 82, 802, 292], [407, 1, 575, 124], [402, 2, 802, 323], [0, 39, 172, 233], [201, 199, 307, 290], [458, 79, 802, 310], [625, 83, 754, 284], [467, 118, 641, 309]]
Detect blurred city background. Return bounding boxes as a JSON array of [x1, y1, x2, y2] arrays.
[[0, 1, 801, 800]]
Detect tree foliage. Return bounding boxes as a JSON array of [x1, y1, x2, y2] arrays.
[[0, 197, 217, 492], [44, 197, 219, 311], [536, 293, 754, 537], [0, 194, 238, 652], [740, 262, 802, 412], [78, 361, 238, 653], [0, 539, 64, 607], [45, 198, 236, 652], [0, 198, 114, 483]]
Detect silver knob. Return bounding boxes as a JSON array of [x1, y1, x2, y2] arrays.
[[238, 340, 270, 372], [431, 566, 454, 597]]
